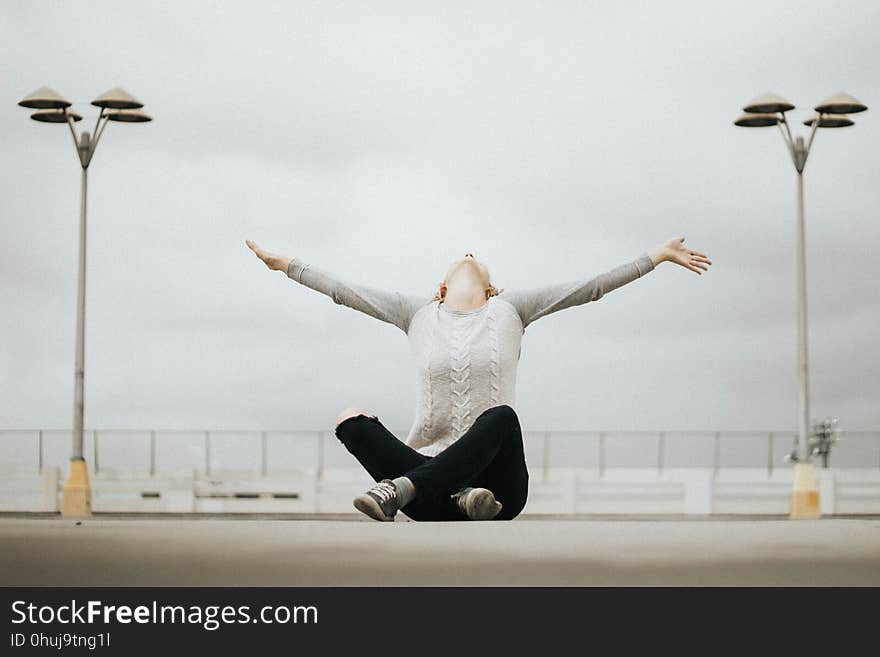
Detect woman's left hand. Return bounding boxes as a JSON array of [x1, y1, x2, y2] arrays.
[[650, 236, 712, 275]]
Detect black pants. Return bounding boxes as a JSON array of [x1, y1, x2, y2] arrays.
[[334, 404, 529, 521]]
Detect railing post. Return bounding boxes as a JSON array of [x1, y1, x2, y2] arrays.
[[873, 431, 880, 471], [38, 430, 44, 474], [260, 431, 268, 477], [93, 430, 99, 475], [713, 431, 721, 478], [317, 431, 325, 482], [542, 431, 551, 483], [657, 431, 665, 477], [149, 430, 156, 477], [204, 430, 211, 477], [871, 430, 880, 470], [598, 432, 605, 479]]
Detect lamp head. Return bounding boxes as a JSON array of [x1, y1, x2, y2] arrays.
[[815, 92, 867, 115], [18, 86, 71, 109], [105, 109, 153, 123], [743, 93, 794, 114], [29, 109, 82, 123], [803, 115, 854, 128], [91, 87, 144, 109], [734, 112, 780, 127]]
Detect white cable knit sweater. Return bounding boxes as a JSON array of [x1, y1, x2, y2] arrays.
[[287, 252, 655, 456]]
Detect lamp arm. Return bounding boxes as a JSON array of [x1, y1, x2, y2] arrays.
[[805, 112, 820, 155], [64, 109, 80, 155], [91, 107, 103, 142], [777, 116, 796, 166], [781, 113, 795, 145], [90, 110, 109, 158]]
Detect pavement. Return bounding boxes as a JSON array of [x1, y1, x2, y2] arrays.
[[1, 514, 879, 586]]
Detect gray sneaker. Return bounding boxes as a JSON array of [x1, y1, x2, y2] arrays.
[[353, 479, 400, 521], [451, 487, 503, 520]]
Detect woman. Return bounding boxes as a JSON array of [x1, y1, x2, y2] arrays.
[[245, 237, 711, 522]]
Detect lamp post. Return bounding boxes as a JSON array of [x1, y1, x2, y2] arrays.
[[17, 86, 152, 518], [734, 91, 868, 518]]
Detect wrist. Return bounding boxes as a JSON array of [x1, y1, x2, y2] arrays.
[[646, 245, 667, 266]]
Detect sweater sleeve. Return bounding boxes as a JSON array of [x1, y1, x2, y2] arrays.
[[497, 252, 656, 330], [286, 257, 432, 334]]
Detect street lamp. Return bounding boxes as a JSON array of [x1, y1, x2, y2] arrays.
[[734, 91, 867, 518], [17, 86, 152, 518]]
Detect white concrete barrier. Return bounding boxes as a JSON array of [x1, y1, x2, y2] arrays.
[[92, 471, 195, 513], [193, 470, 316, 513], [0, 468, 58, 512], [1, 466, 879, 515]]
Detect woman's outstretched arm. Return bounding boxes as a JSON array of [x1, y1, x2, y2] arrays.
[[497, 236, 711, 330], [246, 240, 431, 334]]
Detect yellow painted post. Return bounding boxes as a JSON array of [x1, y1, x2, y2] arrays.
[[61, 458, 92, 518], [789, 462, 820, 519]]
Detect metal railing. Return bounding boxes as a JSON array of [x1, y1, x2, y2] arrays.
[[2, 429, 879, 481]]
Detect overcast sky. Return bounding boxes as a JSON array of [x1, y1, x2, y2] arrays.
[[1, 0, 877, 435]]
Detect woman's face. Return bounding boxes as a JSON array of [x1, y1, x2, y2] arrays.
[[445, 252, 491, 287]]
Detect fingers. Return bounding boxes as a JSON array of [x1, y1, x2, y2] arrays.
[[682, 252, 710, 273], [245, 239, 274, 268], [246, 239, 266, 260], [675, 253, 707, 274], [672, 236, 712, 273]]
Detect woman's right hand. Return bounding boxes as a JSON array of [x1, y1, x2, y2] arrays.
[[245, 239, 289, 272]]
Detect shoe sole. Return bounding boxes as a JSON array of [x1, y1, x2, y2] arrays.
[[353, 494, 395, 522], [466, 488, 503, 520]]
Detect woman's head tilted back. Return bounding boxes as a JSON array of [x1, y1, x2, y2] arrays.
[[433, 252, 503, 302]]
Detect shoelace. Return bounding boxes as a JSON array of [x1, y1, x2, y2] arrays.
[[370, 482, 397, 504], [452, 487, 471, 514]]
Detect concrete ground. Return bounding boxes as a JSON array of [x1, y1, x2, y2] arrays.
[[1, 514, 879, 586]]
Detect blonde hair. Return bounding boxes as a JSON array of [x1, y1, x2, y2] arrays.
[[432, 283, 503, 303]]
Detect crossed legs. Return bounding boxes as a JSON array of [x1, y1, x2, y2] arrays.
[[334, 404, 529, 521]]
